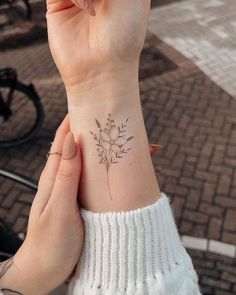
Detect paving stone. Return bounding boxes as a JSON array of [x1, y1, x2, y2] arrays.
[[222, 232, 236, 244], [202, 182, 216, 203], [215, 197, 236, 208], [208, 218, 223, 240], [200, 203, 224, 218], [224, 209, 236, 232], [185, 189, 200, 210], [182, 210, 208, 224]]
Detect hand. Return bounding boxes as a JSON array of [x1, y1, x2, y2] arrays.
[[0, 117, 84, 295], [46, 0, 151, 89]]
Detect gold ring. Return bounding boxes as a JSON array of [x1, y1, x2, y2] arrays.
[[46, 151, 62, 158]]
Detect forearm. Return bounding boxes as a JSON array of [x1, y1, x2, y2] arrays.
[[67, 68, 161, 212]]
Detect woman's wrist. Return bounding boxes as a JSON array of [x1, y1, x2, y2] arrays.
[[65, 66, 139, 107], [65, 68, 160, 212], [66, 67, 141, 141]]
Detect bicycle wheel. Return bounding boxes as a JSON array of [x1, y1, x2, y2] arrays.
[[8, 0, 32, 20], [0, 80, 44, 148], [15, 0, 32, 20]]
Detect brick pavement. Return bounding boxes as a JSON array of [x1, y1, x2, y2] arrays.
[[0, 3, 236, 294], [149, 0, 236, 98], [140, 34, 236, 247], [189, 249, 236, 295]]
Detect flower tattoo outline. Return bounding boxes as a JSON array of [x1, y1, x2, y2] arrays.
[[90, 114, 134, 200]]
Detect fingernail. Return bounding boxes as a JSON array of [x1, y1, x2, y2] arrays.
[[62, 132, 77, 160], [150, 144, 164, 152]]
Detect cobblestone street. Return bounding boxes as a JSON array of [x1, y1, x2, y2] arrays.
[[0, 1, 236, 294]]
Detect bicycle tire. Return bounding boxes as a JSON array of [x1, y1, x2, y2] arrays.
[[0, 80, 44, 148], [20, 0, 32, 20], [8, 0, 32, 21]]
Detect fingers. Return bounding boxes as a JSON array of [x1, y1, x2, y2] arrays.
[[48, 132, 81, 212], [32, 116, 70, 214]]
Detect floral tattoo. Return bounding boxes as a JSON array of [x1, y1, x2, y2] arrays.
[[90, 114, 134, 200]]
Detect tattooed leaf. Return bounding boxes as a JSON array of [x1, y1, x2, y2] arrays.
[[95, 119, 101, 128], [126, 118, 129, 123], [127, 136, 134, 141]]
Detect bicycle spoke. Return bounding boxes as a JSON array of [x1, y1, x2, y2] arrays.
[[6, 88, 15, 106], [0, 92, 5, 107]]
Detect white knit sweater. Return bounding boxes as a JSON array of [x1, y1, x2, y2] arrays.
[[68, 193, 201, 295]]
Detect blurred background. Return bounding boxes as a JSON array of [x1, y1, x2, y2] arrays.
[[0, 0, 236, 294]]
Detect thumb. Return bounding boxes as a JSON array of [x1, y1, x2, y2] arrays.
[[49, 131, 81, 210]]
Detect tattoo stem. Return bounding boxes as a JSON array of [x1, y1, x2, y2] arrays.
[[106, 171, 112, 200]]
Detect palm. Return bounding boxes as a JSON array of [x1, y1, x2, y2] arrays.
[[46, 0, 150, 85]]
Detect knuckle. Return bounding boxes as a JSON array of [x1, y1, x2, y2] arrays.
[[56, 168, 73, 182]]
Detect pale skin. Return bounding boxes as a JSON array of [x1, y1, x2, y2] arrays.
[[0, 0, 161, 293]]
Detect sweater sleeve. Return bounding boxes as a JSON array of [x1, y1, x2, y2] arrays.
[[68, 193, 201, 295]]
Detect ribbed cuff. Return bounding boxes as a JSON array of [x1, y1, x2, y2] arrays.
[[68, 193, 200, 295]]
